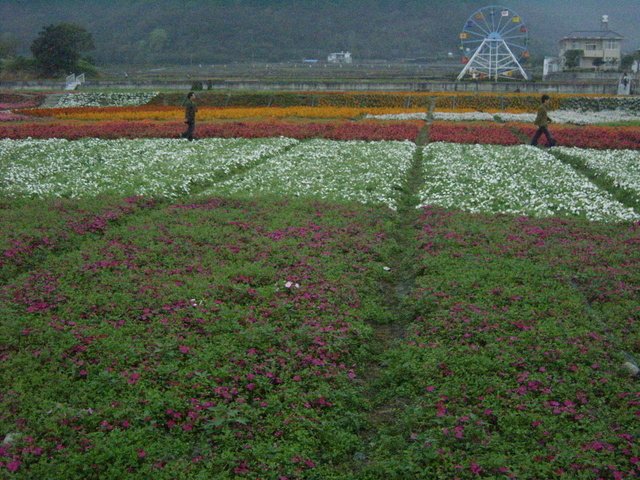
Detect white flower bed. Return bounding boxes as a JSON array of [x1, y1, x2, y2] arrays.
[[419, 143, 639, 222], [544, 110, 640, 125], [0, 137, 297, 198], [555, 146, 640, 195], [366, 110, 640, 125], [53, 92, 159, 108], [2, 137, 637, 222], [204, 139, 415, 210]]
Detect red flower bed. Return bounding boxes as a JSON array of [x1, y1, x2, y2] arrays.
[[0, 120, 421, 141], [429, 122, 520, 145], [515, 124, 640, 150]]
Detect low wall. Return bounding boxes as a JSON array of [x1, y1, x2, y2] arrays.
[[0, 79, 621, 95]]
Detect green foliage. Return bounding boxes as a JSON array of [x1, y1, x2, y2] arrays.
[[0, 32, 19, 59], [30, 23, 95, 77], [621, 50, 640, 70], [0, 55, 37, 74], [563, 49, 583, 69]]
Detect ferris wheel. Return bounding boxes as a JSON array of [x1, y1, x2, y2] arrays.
[[457, 5, 530, 81]]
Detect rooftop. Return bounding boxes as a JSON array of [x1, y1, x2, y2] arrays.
[[562, 30, 624, 40]]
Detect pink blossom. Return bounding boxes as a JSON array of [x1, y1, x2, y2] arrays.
[[470, 462, 483, 475], [234, 460, 250, 474]]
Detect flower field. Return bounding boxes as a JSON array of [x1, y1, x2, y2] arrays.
[[24, 105, 430, 121], [0, 137, 297, 198], [420, 143, 639, 222], [52, 93, 159, 108], [1, 89, 640, 478], [204, 139, 415, 209], [429, 123, 521, 146], [368, 110, 640, 125], [362, 207, 640, 478], [514, 124, 640, 150], [555, 147, 640, 196], [0, 195, 392, 478], [148, 91, 618, 112], [0, 120, 422, 142]]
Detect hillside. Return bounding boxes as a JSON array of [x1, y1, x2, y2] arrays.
[[1, 0, 638, 65]]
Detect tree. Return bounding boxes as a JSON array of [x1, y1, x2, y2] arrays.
[[621, 50, 640, 71], [563, 49, 582, 69], [0, 33, 19, 59], [30, 23, 95, 77], [148, 28, 168, 53]]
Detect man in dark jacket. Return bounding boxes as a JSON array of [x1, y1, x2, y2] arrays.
[[181, 92, 198, 141], [530, 94, 556, 147]]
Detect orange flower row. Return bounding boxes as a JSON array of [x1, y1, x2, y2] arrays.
[[25, 106, 429, 121]]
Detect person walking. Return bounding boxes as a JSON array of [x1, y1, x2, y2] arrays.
[[530, 94, 556, 147], [181, 91, 198, 141]]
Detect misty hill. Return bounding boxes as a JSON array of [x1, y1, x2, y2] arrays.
[[2, 0, 639, 65]]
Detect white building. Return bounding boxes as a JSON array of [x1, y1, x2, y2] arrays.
[[559, 16, 623, 71], [543, 57, 560, 79], [327, 51, 352, 64]]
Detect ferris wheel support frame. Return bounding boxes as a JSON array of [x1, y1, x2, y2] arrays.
[[457, 37, 529, 81]]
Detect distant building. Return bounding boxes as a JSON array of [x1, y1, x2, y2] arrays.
[[327, 51, 352, 64], [543, 56, 560, 79], [559, 15, 623, 71]]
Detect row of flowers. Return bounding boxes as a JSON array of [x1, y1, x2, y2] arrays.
[[0, 137, 297, 199], [514, 124, 640, 150], [0, 120, 422, 141], [0, 92, 44, 109], [9, 91, 634, 113], [429, 122, 521, 145], [203, 139, 416, 210], [51, 92, 160, 108], [4, 117, 640, 149], [23, 105, 428, 121], [555, 147, 640, 198], [561, 95, 640, 112], [0, 137, 415, 210], [4, 136, 637, 222], [368, 110, 640, 125], [24, 104, 640, 124], [150, 91, 606, 111], [0, 111, 31, 122], [0, 196, 155, 283], [420, 143, 639, 222]]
